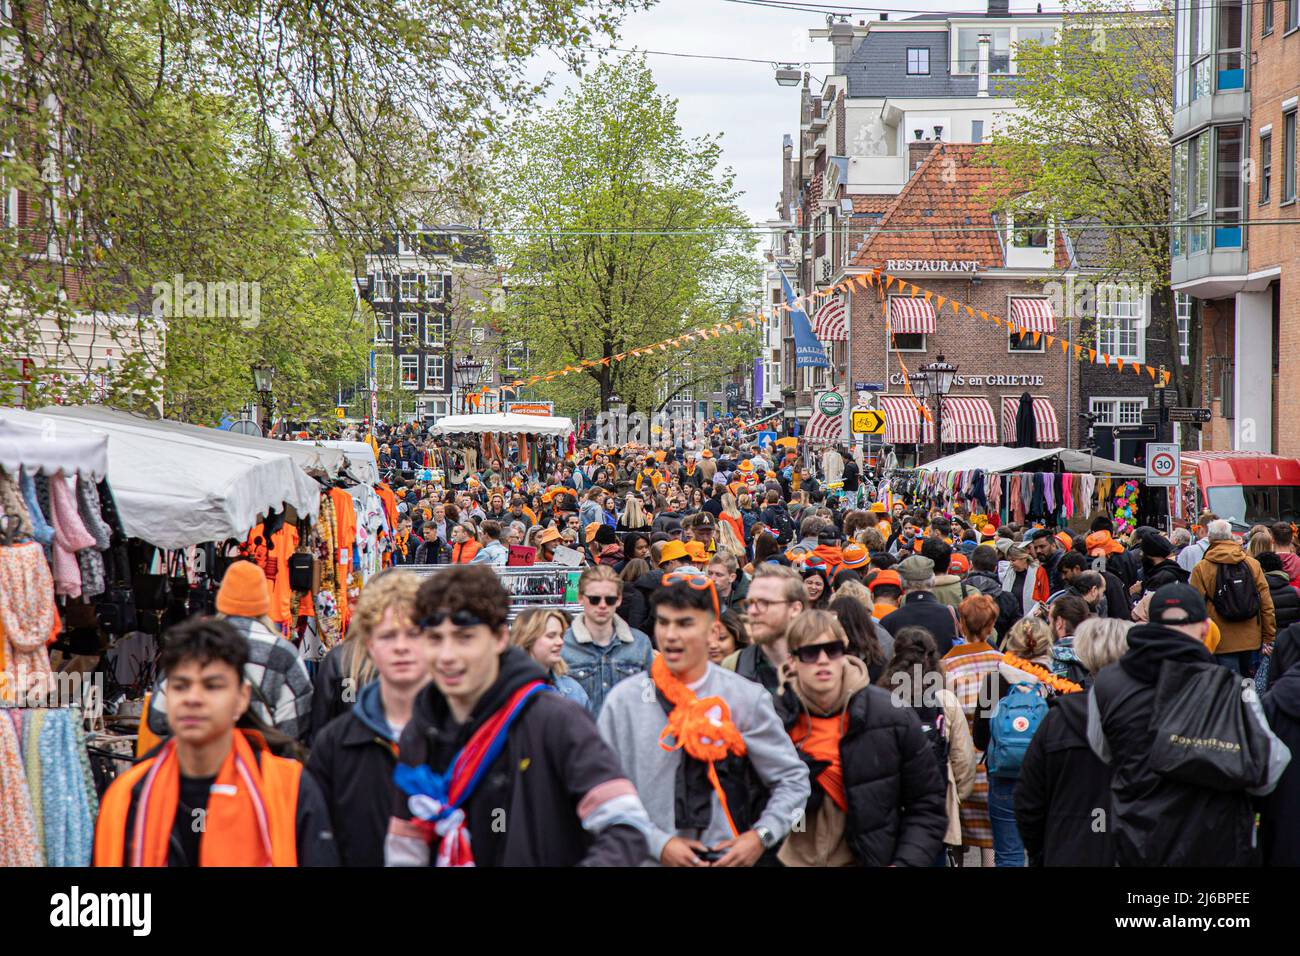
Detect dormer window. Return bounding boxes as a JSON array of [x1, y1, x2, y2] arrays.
[[1010, 212, 1049, 248], [907, 48, 930, 75]]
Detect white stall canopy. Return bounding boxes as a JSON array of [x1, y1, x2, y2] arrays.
[[917, 445, 1144, 477], [0, 406, 110, 479], [306, 439, 380, 485], [38, 406, 321, 548], [431, 412, 574, 437]]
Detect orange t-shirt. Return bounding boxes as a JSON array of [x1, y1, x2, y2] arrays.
[[790, 713, 846, 812], [873, 602, 898, 620]]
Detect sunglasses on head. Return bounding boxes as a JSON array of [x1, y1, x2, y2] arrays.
[[662, 569, 721, 618], [418, 609, 487, 629], [583, 594, 619, 606], [793, 641, 847, 665]]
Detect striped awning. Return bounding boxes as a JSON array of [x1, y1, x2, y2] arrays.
[[803, 408, 844, 444], [1002, 395, 1061, 444], [1009, 297, 1057, 333], [878, 394, 930, 444], [888, 296, 937, 335], [812, 296, 848, 342], [940, 396, 998, 444]]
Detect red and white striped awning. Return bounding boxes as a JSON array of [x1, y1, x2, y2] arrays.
[[812, 296, 848, 342], [878, 394, 930, 444], [940, 396, 999, 445], [1002, 395, 1061, 444], [803, 408, 844, 444], [1009, 297, 1057, 333], [888, 296, 937, 335]]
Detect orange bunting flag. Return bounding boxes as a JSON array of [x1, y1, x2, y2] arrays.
[[923, 290, 933, 302], [886, 276, 896, 290], [951, 300, 961, 314], [1045, 334, 1055, 348], [1146, 365, 1156, 380], [1031, 331, 1041, 345], [935, 296, 946, 310], [1060, 338, 1069, 355], [1162, 370, 1172, 386], [1134, 361, 1143, 375], [979, 310, 989, 321], [965, 306, 975, 316], [1087, 348, 1097, 362], [1117, 358, 1125, 371]]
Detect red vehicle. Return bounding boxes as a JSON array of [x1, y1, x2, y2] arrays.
[[1177, 452, 1300, 530]]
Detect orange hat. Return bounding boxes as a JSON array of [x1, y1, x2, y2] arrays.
[[841, 543, 870, 569], [659, 540, 690, 565], [701, 449, 714, 458], [536, 527, 563, 546], [216, 560, 272, 618], [684, 541, 709, 564], [737, 459, 754, 473], [868, 569, 903, 591], [1055, 532, 1073, 550], [585, 522, 602, 543], [948, 552, 970, 574], [979, 523, 997, 538], [869, 502, 887, 513]]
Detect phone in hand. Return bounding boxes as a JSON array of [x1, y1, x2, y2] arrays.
[[693, 847, 726, 863]]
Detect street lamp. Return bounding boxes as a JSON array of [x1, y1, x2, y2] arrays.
[[908, 372, 931, 467], [919, 354, 959, 463], [773, 63, 803, 87], [453, 358, 486, 414], [251, 362, 275, 435]]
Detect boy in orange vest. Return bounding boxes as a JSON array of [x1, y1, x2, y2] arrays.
[[95, 618, 337, 867]]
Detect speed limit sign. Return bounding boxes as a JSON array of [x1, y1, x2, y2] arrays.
[[1145, 442, 1180, 487]]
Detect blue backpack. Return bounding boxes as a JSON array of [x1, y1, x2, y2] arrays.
[[986, 682, 1048, 779]]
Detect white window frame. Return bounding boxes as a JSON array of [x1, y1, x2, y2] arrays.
[[425, 354, 446, 390], [1176, 292, 1193, 365], [423, 312, 447, 348], [1095, 284, 1146, 364], [906, 48, 930, 75], [374, 312, 393, 344], [503, 344, 528, 373], [398, 312, 418, 345], [399, 354, 420, 391], [1009, 211, 1050, 249], [887, 332, 927, 353], [1090, 396, 1148, 426], [399, 272, 421, 302], [1, 138, 15, 228], [425, 272, 448, 302], [371, 274, 391, 302], [1006, 297, 1048, 353]]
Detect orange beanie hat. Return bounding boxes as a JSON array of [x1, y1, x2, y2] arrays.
[[216, 560, 272, 618]]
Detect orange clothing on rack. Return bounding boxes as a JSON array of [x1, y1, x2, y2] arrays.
[[328, 488, 358, 631], [374, 482, 399, 530]]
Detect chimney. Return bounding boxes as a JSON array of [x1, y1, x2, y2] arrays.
[[828, 17, 855, 73], [977, 34, 991, 97], [987, 0, 1009, 15], [909, 140, 938, 172], [880, 12, 888, 20]]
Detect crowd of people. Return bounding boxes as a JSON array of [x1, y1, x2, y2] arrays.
[[91, 420, 1300, 867]]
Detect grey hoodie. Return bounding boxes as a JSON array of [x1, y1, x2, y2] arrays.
[[597, 663, 811, 864]]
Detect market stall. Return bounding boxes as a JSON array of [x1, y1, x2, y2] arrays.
[[430, 412, 575, 482], [430, 412, 574, 437]]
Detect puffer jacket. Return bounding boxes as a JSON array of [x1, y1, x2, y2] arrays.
[[773, 657, 947, 867], [1188, 540, 1276, 654], [1266, 570, 1300, 634], [931, 574, 979, 609]]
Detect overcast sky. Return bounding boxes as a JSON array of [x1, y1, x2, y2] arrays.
[[527, 0, 1065, 226]]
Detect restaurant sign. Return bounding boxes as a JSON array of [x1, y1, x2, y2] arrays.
[[885, 259, 981, 273], [887, 373, 1044, 387]]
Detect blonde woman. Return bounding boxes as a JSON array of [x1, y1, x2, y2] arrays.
[[511, 608, 591, 712], [617, 494, 651, 533], [717, 518, 746, 561], [720, 492, 746, 546]]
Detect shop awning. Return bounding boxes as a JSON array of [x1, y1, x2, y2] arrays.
[[878, 394, 929, 444], [917, 444, 1144, 476], [812, 296, 848, 342], [887, 296, 937, 335], [1010, 297, 1057, 333], [940, 396, 998, 444], [1001, 395, 1061, 444], [0, 406, 109, 479], [431, 412, 574, 437]]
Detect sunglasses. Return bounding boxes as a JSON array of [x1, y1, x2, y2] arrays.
[[583, 594, 619, 606], [662, 569, 721, 619], [793, 641, 847, 665], [418, 609, 487, 629]]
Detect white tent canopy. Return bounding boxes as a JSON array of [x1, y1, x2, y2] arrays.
[[38, 406, 321, 549], [431, 412, 574, 437], [916, 445, 1144, 477], [308, 439, 379, 486], [0, 406, 110, 479]]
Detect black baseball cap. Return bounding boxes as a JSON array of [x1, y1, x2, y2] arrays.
[[1148, 582, 1208, 625]]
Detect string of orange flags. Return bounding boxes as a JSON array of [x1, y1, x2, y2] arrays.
[[469, 267, 1171, 409]]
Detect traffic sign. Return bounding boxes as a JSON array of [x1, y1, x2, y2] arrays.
[[1145, 442, 1180, 487], [854, 381, 884, 392], [335, 407, 346, 419], [1167, 407, 1212, 424], [852, 409, 886, 435]]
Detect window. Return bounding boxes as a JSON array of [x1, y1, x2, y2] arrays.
[[907, 48, 930, 74], [1261, 132, 1273, 203], [1216, 0, 1243, 90], [1172, 139, 1187, 255], [371, 274, 391, 302], [1011, 212, 1049, 248], [888, 333, 926, 352], [1187, 130, 1211, 252], [1214, 124, 1243, 247], [1016, 26, 1056, 49], [1091, 397, 1148, 426], [1009, 328, 1044, 352], [503, 344, 527, 372], [1176, 293, 1193, 365], [400, 355, 419, 390], [425, 273, 448, 301], [374, 313, 393, 344], [424, 312, 447, 347], [1285, 110, 1298, 203], [0, 138, 14, 228], [1264, 0, 1274, 34], [1193, 0, 1213, 101], [971, 119, 984, 144], [398, 313, 418, 345], [1096, 284, 1145, 362], [399, 272, 421, 301], [425, 354, 445, 390], [1289, 0, 1299, 32], [956, 28, 1010, 74]]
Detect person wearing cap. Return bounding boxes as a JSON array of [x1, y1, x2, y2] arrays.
[[881, 555, 959, 655], [688, 511, 718, 554], [1088, 582, 1291, 865], [1188, 519, 1276, 676], [658, 538, 691, 572], [684, 540, 711, 570], [867, 569, 904, 621], [146, 559, 315, 743], [1139, 532, 1189, 593], [832, 542, 870, 588]]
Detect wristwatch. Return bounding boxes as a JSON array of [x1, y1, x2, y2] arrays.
[[754, 826, 777, 850]]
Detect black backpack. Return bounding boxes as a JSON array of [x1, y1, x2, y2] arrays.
[[769, 508, 797, 546], [912, 703, 950, 777], [1213, 561, 1261, 622]]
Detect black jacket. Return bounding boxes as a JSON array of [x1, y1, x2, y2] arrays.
[[842, 459, 860, 491], [732, 643, 781, 694], [310, 643, 362, 743], [391, 648, 646, 866], [1099, 569, 1132, 622], [1261, 662, 1300, 865], [964, 570, 1021, 642], [1014, 691, 1114, 866], [774, 683, 947, 867], [627, 569, 665, 639], [1091, 623, 1259, 866], [306, 681, 399, 866], [1142, 558, 1189, 592], [1265, 572, 1300, 634], [882, 592, 958, 655]]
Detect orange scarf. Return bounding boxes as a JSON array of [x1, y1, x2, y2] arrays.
[[789, 713, 847, 811], [95, 731, 300, 867], [651, 656, 748, 836], [396, 530, 411, 560]]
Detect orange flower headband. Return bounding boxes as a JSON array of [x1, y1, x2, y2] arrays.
[[1001, 652, 1082, 695]]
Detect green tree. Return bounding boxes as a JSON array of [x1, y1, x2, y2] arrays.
[[983, 1, 1190, 405], [489, 57, 760, 417]]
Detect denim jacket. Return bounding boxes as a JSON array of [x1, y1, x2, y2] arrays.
[[561, 615, 655, 716], [550, 673, 593, 713]]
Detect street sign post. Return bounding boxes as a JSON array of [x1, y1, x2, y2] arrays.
[[1145, 442, 1180, 486], [851, 409, 886, 435]]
